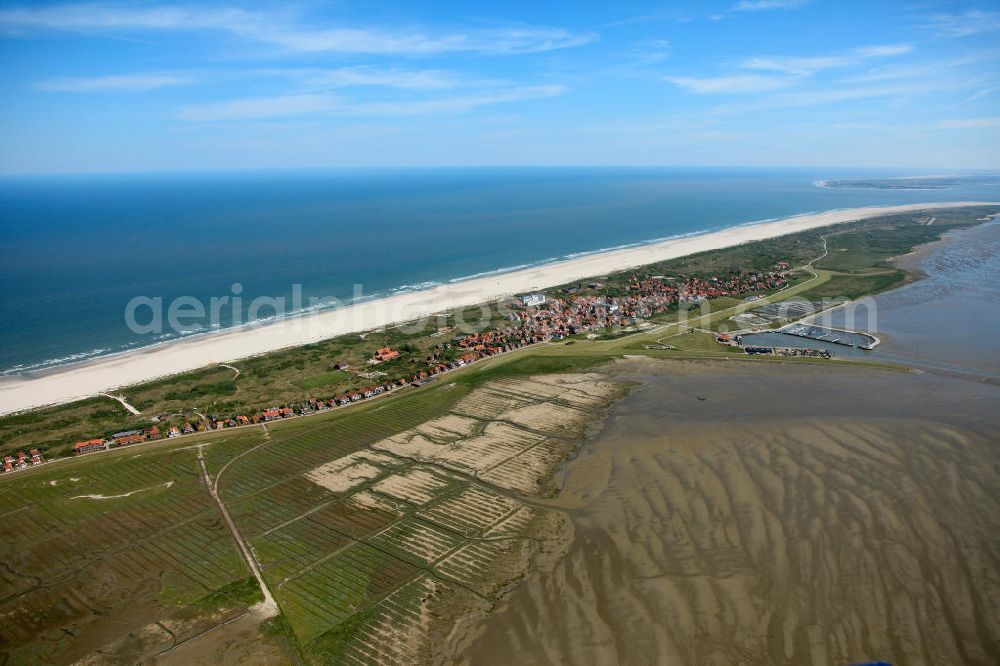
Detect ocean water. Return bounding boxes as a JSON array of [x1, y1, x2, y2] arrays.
[[2, 167, 999, 375]]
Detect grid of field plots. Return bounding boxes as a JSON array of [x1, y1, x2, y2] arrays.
[[217, 373, 621, 663]]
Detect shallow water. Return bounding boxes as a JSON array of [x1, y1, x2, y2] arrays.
[[736, 331, 872, 358], [825, 218, 1000, 380]]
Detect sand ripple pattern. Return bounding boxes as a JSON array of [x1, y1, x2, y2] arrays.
[[462, 415, 1000, 666]]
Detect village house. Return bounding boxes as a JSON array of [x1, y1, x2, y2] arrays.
[[48, 262, 795, 459], [456, 352, 479, 366], [73, 439, 107, 455], [110, 432, 144, 448], [370, 346, 400, 364]]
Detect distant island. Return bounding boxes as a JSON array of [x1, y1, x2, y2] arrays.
[[817, 174, 1000, 190]]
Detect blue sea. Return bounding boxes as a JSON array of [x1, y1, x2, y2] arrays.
[[2, 167, 999, 376]]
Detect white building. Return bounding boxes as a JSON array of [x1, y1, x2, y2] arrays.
[[521, 293, 546, 307]]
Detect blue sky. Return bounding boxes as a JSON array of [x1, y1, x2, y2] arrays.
[[1, 0, 998, 173]]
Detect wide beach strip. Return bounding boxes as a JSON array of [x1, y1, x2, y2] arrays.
[[1, 202, 996, 414]]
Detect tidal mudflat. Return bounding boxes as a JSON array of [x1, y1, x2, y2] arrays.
[[831, 217, 1000, 381], [455, 358, 1000, 666]]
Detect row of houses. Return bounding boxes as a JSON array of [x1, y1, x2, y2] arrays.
[[2, 449, 45, 474], [62, 265, 791, 458], [72, 426, 162, 455], [159, 344, 533, 438]]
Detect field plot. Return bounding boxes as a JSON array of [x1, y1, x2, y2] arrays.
[[370, 466, 458, 506], [484, 505, 561, 538], [451, 387, 532, 420], [209, 372, 624, 662], [368, 518, 464, 566], [0, 442, 261, 664], [306, 450, 397, 493], [480, 439, 571, 493], [415, 413, 481, 440], [435, 539, 534, 597], [316, 574, 489, 666], [278, 542, 421, 644], [418, 486, 521, 537], [0, 370, 623, 664]]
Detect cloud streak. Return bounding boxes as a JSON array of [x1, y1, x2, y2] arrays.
[[937, 117, 1000, 129], [0, 4, 597, 55], [178, 85, 565, 121], [669, 43, 916, 96], [731, 0, 808, 12], [739, 44, 912, 75], [257, 67, 462, 91], [922, 10, 1000, 38], [666, 74, 792, 94], [178, 94, 338, 121], [35, 72, 194, 92]]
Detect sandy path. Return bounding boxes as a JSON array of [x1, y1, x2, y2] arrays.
[[70, 480, 173, 500], [2, 202, 995, 415], [457, 359, 1000, 666], [197, 452, 279, 620]]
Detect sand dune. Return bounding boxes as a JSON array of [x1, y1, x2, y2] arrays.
[[456, 359, 1000, 665], [3, 202, 995, 415]]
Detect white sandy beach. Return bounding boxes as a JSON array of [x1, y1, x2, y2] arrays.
[[0, 201, 995, 414]]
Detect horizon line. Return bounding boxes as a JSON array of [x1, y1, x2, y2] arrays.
[[3, 164, 1000, 178]]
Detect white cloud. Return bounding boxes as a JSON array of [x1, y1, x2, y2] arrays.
[[0, 4, 596, 55], [937, 117, 1000, 129], [853, 44, 912, 58], [774, 82, 946, 107], [258, 67, 462, 91], [178, 94, 337, 121], [0, 4, 249, 31], [740, 44, 912, 75], [261, 26, 596, 55], [957, 87, 998, 105], [352, 85, 565, 116], [178, 86, 565, 121], [923, 10, 1000, 37], [669, 44, 916, 96], [731, 0, 807, 12], [666, 74, 792, 94], [35, 73, 194, 92]]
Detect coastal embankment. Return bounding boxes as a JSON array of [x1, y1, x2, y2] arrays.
[[0, 201, 995, 415]]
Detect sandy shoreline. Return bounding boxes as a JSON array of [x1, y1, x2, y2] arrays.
[[1, 201, 995, 414]]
